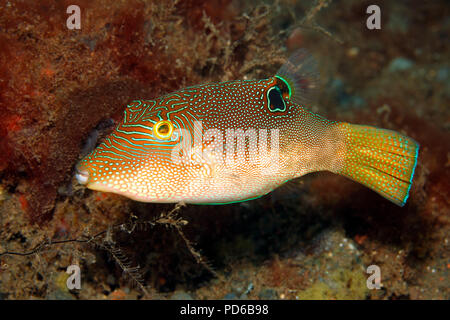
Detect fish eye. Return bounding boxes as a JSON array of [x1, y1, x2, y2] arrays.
[[153, 120, 174, 140], [267, 86, 286, 112]]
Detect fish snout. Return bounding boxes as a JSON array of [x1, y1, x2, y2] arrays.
[[75, 165, 90, 185]]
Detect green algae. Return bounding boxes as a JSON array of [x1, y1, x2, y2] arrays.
[[297, 268, 369, 300]]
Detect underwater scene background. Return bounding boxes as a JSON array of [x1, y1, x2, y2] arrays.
[[0, 0, 448, 299]]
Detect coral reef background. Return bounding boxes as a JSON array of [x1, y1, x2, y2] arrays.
[[0, 0, 448, 299]]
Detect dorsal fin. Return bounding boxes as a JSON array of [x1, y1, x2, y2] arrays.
[[275, 49, 320, 106]]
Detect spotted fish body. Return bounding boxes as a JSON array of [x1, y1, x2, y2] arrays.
[[77, 50, 419, 206]]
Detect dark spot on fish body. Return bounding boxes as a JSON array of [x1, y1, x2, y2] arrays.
[[267, 86, 286, 112]]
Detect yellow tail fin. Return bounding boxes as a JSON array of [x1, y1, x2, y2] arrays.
[[337, 123, 419, 206]]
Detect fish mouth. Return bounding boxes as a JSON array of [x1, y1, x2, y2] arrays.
[[75, 166, 90, 185]]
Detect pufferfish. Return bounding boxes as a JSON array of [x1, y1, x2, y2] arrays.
[[76, 50, 419, 206]]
